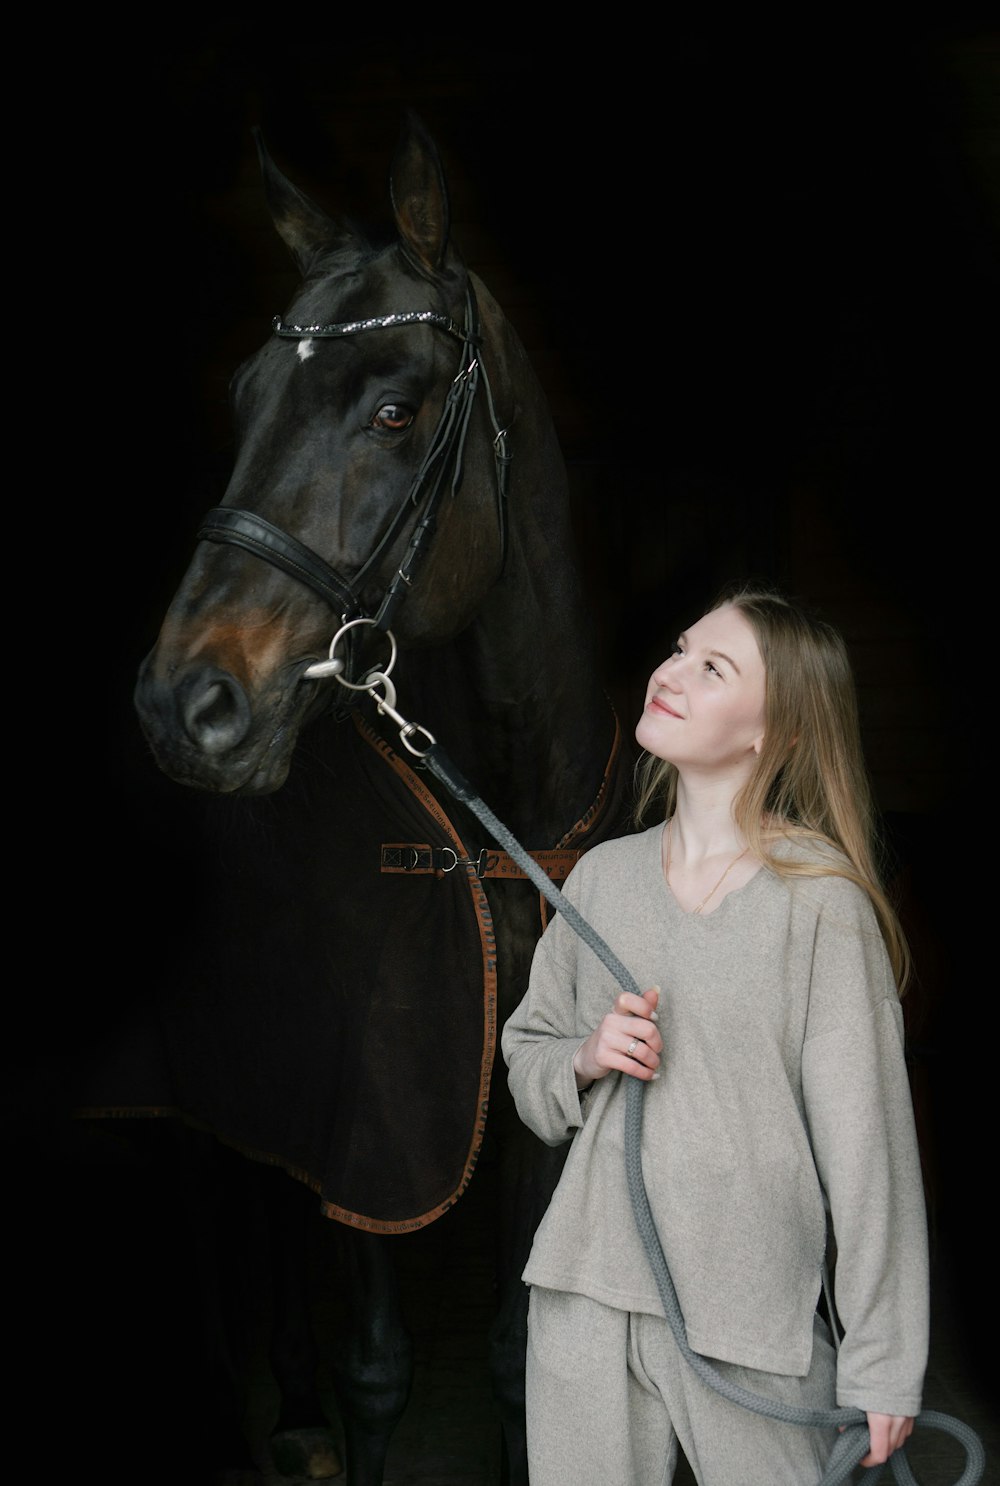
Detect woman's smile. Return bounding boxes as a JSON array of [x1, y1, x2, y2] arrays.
[[646, 694, 682, 719]]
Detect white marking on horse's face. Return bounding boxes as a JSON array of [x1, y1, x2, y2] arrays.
[[297, 338, 316, 363]]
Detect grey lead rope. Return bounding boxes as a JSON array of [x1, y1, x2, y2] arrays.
[[422, 744, 986, 1486]]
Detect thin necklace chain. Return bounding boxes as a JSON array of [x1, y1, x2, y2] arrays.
[[665, 817, 749, 914]]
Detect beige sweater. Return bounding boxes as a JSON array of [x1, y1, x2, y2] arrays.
[[501, 823, 928, 1418]]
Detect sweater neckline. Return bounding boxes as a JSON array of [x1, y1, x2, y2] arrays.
[[654, 821, 767, 922]]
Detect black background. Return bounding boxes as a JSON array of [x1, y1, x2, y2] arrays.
[[17, 15, 998, 1472]]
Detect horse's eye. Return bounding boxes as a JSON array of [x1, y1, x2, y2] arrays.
[[371, 403, 414, 430]]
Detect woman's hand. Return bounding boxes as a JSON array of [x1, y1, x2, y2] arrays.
[[573, 987, 662, 1088], [857, 1413, 914, 1466]]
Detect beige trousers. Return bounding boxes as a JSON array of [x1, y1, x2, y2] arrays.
[[525, 1287, 839, 1486]]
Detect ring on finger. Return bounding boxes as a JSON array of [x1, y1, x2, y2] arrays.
[[627, 1037, 639, 1056]]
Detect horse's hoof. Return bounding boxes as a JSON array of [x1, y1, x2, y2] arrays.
[[269, 1426, 343, 1479]]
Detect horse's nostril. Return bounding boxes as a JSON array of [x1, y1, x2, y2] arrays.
[[181, 670, 252, 755]]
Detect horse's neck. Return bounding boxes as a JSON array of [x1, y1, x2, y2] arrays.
[[401, 491, 615, 846], [464, 577, 615, 844]]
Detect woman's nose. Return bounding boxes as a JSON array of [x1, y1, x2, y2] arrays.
[[653, 656, 683, 689]]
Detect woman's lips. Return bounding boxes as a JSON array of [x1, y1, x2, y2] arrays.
[[648, 696, 682, 718]]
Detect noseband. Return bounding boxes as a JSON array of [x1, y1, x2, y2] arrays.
[[195, 286, 511, 670]]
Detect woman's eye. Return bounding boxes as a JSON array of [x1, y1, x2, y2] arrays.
[[670, 641, 683, 657], [371, 403, 415, 430]]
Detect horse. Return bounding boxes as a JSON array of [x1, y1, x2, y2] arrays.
[[129, 111, 629, 1484]]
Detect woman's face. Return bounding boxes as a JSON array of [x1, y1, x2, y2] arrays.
[[635, 604, 767, 777]]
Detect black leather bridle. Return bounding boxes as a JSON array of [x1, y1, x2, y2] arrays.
[[195, 286, 511, 679]]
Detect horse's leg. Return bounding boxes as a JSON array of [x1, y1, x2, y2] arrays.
[[170, 1124, 263, 1485], [488, 1108, 567, 1486], [257, 1164, 343, 1480], [325, 1226, 414, 1486]]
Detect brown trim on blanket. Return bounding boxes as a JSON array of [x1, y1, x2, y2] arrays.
[[324, 711, 499, 1232]]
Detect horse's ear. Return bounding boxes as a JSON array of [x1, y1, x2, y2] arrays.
[[389, 111, 453, 276], [253, 127, 352, 276]]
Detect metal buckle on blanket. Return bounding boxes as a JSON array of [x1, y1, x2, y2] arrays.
[[380, 844, 495, 876], [437, 848, 495, 875]]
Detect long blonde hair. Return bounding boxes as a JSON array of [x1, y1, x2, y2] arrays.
[[633, 584, 910, 991]]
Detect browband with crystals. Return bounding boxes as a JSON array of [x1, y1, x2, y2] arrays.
[[272, 310, 478, 343]]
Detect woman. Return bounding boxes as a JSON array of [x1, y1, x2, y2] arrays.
[[501, 586, 928, 1486]]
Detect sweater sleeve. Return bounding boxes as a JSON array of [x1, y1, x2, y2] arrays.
[[801, 883, 929, 1417], [501, 880, 591, 1147]]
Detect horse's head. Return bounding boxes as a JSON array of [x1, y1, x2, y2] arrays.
[[135, 113, 514, 795]]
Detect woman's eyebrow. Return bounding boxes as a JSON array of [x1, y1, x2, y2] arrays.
[[710, 649, 740, 674], [678, 631, 740, 673]]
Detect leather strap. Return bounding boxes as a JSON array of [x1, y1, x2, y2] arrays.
[[198, 506, 359, 616], [380, 843, 582, 881]]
